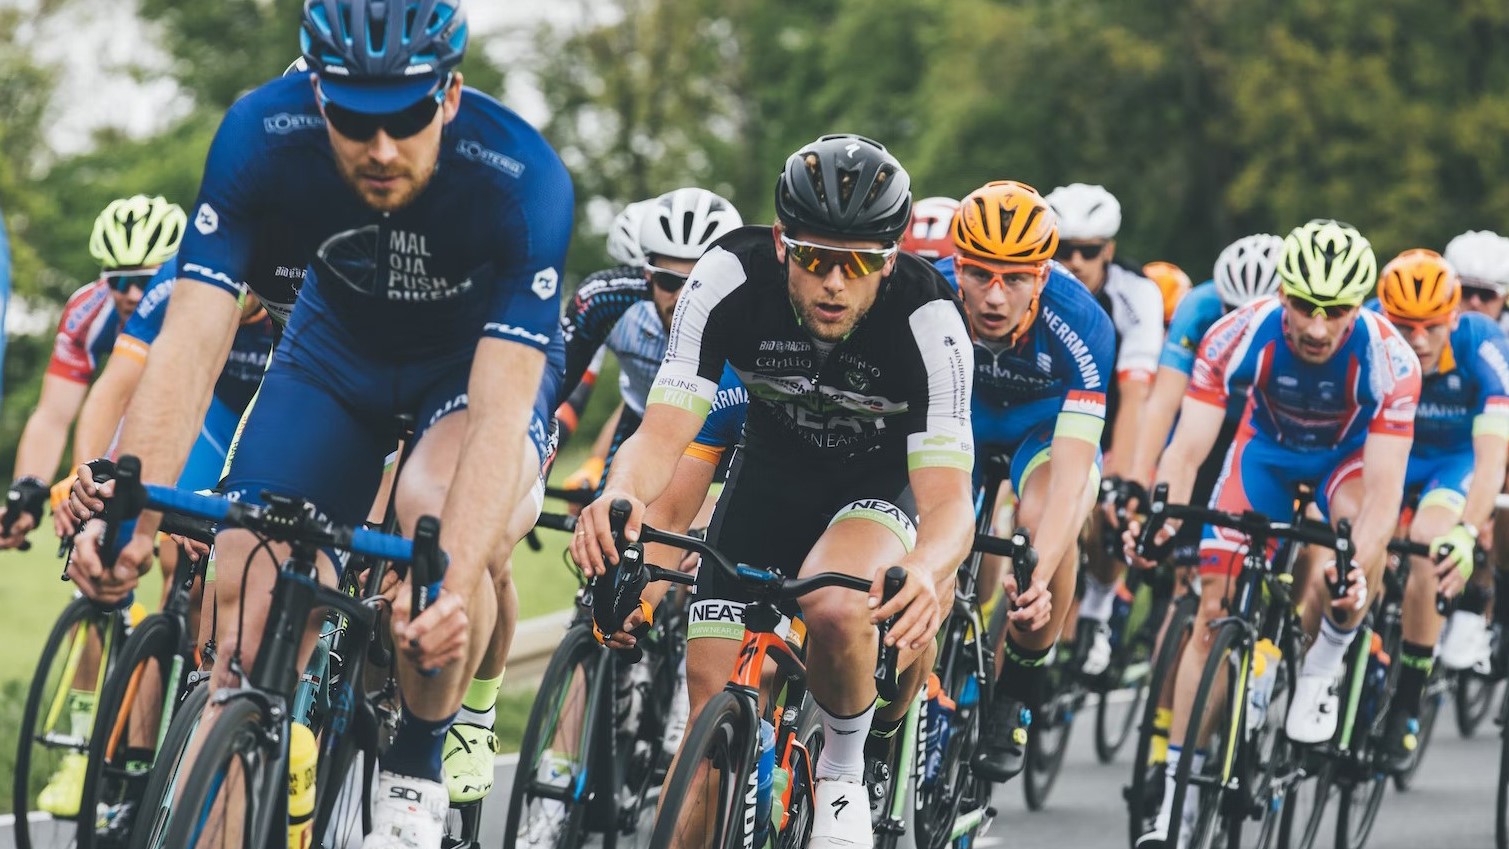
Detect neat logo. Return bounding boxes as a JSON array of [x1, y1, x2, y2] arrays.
[[532, 268, 559, 300], [195, 204, 219, 235]]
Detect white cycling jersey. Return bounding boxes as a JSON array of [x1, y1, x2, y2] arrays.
[[1096, 262, 1164, 382]]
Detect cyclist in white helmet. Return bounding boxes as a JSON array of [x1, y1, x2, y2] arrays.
[[1443, 229, 1509, 673], [1045, 182, 1165, 675], [606, 199, 652, 269]]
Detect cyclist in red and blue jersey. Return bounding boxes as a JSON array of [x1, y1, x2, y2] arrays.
[[65, 2, 573, 843], [1, 196, 185, 549], [1132, 220, 1420, 849], [1370, 249, 1509, 771], [929, 181, 1115, 783]]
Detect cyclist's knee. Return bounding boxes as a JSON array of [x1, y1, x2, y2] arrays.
[[1408, 503, 1456, 546], [800, 586, 870, 647]]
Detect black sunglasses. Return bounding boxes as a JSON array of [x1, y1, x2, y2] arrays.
[[1463, 284, 1503, 302], [102, 269, 155, 293], [647, 265, 690, 293], [1054, 241, 1107, 261], [321, 86, 445, 142], [1284, 292, 1354, 319]]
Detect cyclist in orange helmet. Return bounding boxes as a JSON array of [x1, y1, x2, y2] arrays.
[[1143, 261, 1192, 327]]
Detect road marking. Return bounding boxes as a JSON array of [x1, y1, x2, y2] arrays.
[[0, 812, 54, 827]]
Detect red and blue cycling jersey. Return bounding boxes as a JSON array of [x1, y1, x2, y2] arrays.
[[1189, 297, 1420, 452], [1161, 281, 1248, 423], [47, 278, 139, 385]]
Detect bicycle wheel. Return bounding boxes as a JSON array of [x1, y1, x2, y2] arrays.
[[1127, 595, 1195, 847], [1391, 668, 1443, 792], [313, 698, 380, 849], [917, 626, 992, 849], [16, 596, 122, 849], [1455, 669, 1499, 738], [1022, 675, 1075, 811], [612, 638, 685, 849], [1097, 589, 1158, 764], [1166, 620, 1243, 849], [128, 679, 209, 849], [161, 697, 279, 849], [649, 690, 755, 849], [1276, 755, 1333, 849], [1497, 687, 1509, 849], [503, 626, 605, 849], [78, 613, 185, 849]]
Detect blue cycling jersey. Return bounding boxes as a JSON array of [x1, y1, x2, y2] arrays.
[[693, 363, 749, 449], [935, 258, 1116, 450], [178, 75, 572, 362], [1160, 282, 1225, 375], [120, 257, 277, 415]]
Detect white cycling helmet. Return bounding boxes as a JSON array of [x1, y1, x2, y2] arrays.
[[606, 200, 651, 268], [1213, 233, 1283, 308], [638, 187, 743, 262], [1444, 230, 1509, 296], [1045, 183, 1121, 241]]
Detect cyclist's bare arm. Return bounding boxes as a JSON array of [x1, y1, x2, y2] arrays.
[[1127, 366, 1191, 488], [880, 464, 974, 651], [73, 347, 147, 465], [1152, 398, 1226, 509], [1106, 373, 1152, 478], [1464, 432, 1509, 536], [1348, 432, 1412, 568], [13, 374, 88, 482]]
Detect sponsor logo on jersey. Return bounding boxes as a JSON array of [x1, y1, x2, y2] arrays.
[[1040, 305, 1102, 389], [1417, 401, 1470, 421], [1480, 340, 1509, 390], [485, 323, 550, 346], [135, 278, 175, 317], [689, 600, 745, 624], [262, 112, 324, 135], [1062, 389, 1107, 418], [455, 139, 525, 178], [182, 262, 242, 293], [531, 268, 559, 300], [1383, 334, 1419, 381], [759, 339, 810, 353], [195, 203, 219, 235]]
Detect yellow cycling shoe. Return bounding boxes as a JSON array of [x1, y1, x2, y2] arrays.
[[36, 751, 89, 817], [443, 722, 499, 804]]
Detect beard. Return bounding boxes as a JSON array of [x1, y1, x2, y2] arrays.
[[795, 298, 869, 343], [335, 154, 437, 213]]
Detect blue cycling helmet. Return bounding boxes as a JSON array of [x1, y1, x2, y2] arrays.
[[300, 0, 468, 113]]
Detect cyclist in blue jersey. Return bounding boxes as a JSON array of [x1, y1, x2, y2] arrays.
[[928, 181, 1115, 782], [65, 2, 573, 844], [1371, 249, 1509, 771], [1131, 221, 1421, 849]]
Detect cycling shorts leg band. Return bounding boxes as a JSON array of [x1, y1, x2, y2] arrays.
[[828, 499, 917, 552]]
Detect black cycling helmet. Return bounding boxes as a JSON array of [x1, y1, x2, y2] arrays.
[[775, 134, 912, 244], [301, 0, 468, 113]]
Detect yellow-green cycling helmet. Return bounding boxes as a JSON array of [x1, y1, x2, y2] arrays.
[[89, 195, 186, 270], [1277, 219, 1377, 307]]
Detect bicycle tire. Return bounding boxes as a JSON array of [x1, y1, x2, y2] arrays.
[[917, 621, 992, 849], [1097, 588, 1159, 764], [1022, 666, 1075, 812], [127, 679, 209, 849], [1276, 755, 1333, 849], [1165, 619, 1244, 849], [161, 697, 279, 849], [503, 625, 604, 849], [649, 690, 755, 849], [1454, 670, 1498, 738], [312, 697, 379, 848], [1496, 686, 1509, 849], [1126, 594, 1195, 848], [16, 595, 121, 849], [78, 612, 184, 849], [611, 626, 687, 848]]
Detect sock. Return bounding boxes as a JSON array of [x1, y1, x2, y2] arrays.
[[1148, 707, 1172, 766], [1154, 745, 1182, 831], [1302, 617, 1357, 679], [869, 715, 904, 740], [385, 702, 455, 783], [813, 699, 876, 783], [1183, 751, 1206, 824], [1396, 641, 1434, 715], [455, 671, 504, 729], [1080, 575, 1117, 623], [994, 636, 1053, 710]]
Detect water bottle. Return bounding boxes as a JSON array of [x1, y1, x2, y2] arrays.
[[923, 673, 955, 788], [287, 722, 318, 849], [1358, 632, 1389, 730], [753, 720, 776, 847], [1246, 639, 1282, 734], [769, 758, 791, 835], [958, 674, 980, 709]]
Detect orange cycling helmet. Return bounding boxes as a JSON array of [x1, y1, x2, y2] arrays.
[[1143, 261, 1192, 325], [952, 181, 1059, 266], [1377, 248, 1460, 323]]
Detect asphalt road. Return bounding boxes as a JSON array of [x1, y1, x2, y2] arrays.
[[4, 688, 1501, 849]]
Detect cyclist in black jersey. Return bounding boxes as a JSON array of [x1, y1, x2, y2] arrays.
[[572, 134, 976, 849]]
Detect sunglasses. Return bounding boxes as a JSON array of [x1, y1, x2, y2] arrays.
[[646, 265, 690, 293], [954, 254, 1044, 291], [1284, 292, 1355, 319], [1054, 241, 1107, 262], [102, 269, 156, 293], [1463, 284, 1503, 303], [781, 236, 896, 280], [320, 82, 447, 142]]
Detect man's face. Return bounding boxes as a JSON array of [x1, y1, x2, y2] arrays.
[[1461, 280, 1507, 321], [644, 256, 698, 330], [955, 255, 1045, 343], [316, 74, 462, 213], [1056, 239, 1114, 291], [102, 268, 154, 319], [1281, 293, 1358, 364], [774, 227, 895, 343], [1389, 313, 1454, 374]]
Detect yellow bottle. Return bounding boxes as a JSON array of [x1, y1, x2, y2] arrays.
[[287, 722, 318, 849]]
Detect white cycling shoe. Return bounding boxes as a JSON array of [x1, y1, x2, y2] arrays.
[[1284, 674, 1340, 745], [1440, 610, 1493, 673], [808, 778, 873, 848], [362, 771, 447, 849], [1083, 623, 1114, 677]]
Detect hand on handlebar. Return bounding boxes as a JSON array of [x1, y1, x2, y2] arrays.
[[570, 490, 643, 577], [869, 564, 942, 652], [65, 518, 153, 605], [1004, 569, 1052, 632], [1321, 559, 1368, 613], [1429, 524, 1476, 599], [392, 583, 469, 673], [601, 598, 652, 651], [1121, 516, 1177, 570]]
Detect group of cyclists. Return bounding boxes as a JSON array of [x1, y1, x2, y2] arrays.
[[3, 0, 1508, 847]]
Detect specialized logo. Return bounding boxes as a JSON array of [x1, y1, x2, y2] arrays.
[[262, 112, 324, 135], [455, 139, 525, 178], [844, 142, 861, 158], [831, 796, 851, 816], [532, 268, 559, 300], [195, 203, 219, 235]]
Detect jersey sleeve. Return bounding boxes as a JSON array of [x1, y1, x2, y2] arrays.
[[901, 299, 975, 472], [46, 284, 109, 384], [1112, 272, 1164, 382], [176, 100, 268, 299], [687, 363, 749, 463], [1368, 322, 1421, 438], [649, 247, 744, 419], [1047, 297, 1117, 446], [1159, 287, 1217, 375], [480, 157, 574, 354], [557, 277, 639, 405], [1187, 303, 1260, 410], [1469, 321, 1509, 439]]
